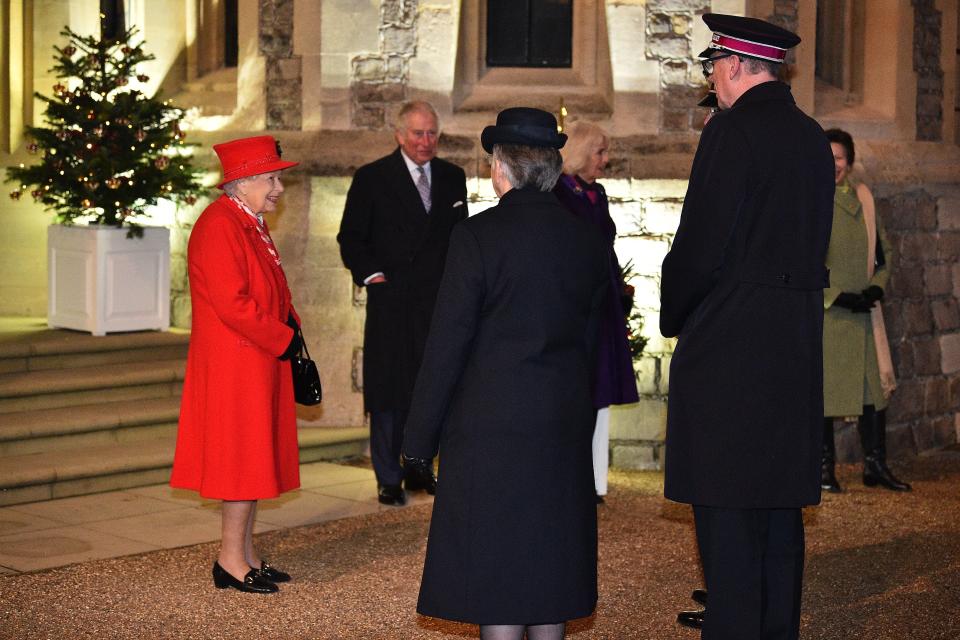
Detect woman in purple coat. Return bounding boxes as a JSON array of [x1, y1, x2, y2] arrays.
[[553, 121, 639, 501]]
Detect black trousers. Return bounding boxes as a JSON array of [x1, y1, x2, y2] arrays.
[[370, 409, 407, 486], [693, 506, 805, 640]]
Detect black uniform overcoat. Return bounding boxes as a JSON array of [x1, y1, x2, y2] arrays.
[[337, 148, 468, 412], [660, 81, 835, 509], [404, 187, 608, 624]]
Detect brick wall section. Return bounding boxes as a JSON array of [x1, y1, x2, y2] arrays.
[[912, 0, 944, 141], [834, 187, 960, 462], [260, 0, 302, 130], [645, 0, 711, 133], [350, 0, 417, 129]]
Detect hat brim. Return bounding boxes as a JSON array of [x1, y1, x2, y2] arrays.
[[481, 126, 567, 154], [217, 159, 299, 189]]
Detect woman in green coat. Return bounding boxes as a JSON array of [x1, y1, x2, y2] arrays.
[[821, 129, 910, 493]]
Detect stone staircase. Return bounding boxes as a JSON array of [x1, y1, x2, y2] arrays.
[[0, 324, 368, 507]]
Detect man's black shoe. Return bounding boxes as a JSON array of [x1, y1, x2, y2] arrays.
[[377, 484, 406, 506], [677, 609, 704, 629], [691, 589, 707, 606]]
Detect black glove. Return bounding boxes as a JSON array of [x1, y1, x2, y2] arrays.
[[861, 285, 884, 303], [402, 453, 433, 476], [279, 328, 302, 361], [834, 292, 874, 313]]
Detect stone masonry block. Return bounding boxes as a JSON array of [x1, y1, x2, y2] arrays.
[[647, 13, 674, 36], [610, 442, 661, 471], [938, 231, 960, 261], [938, 197, 960, 229], [642, 199, 682, 235], [381, 25, 416, 55], [661, 108, 692, 132], [646, 36, 690, 61], [658, 355, 671, 394], [948, 373, 960, 409], [889, 378, 922, 420], [609, 399, 666, 441], [886, 422, 916, 458], [634, 357, 658, 395], [954, 263, 960, 299], [940, 332, 960, 374], [626, 275, 660, 312], [900, 232, 938, 262], [893, 340, 915, 377], [902, 299, 933, 336], [386, 55, 407, 80], [930, 415, 957, 448], [913, 336, 942, 375], [353, 57, 386, 82], [923, 377, 951, 414], [276, 57, 302, 81], [661, 59, 690, 86], [647, 0, 710, 11], [609, 200, 643, 235], [616, 236, 671, 276], [889, 264, 924, 298], [932, 299, 960, 332], [924, 264, 953, 296], [381, 0, 416, 26], [352, 103, 385, 129]]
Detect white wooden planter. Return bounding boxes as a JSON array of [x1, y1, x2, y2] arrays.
[[47, 224, 171, 336]]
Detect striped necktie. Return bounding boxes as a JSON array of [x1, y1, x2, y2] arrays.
[[416, 166, 432, 213]]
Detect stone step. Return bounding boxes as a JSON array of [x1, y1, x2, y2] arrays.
[[0, 426, 369, 507], [0, 329, 190, 374], [0, 397, 182, 456], [0, 359, 186, 414]]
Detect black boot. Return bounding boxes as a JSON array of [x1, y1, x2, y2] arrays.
[[858, 406, 911, 491], [821, 417, 843, 493]]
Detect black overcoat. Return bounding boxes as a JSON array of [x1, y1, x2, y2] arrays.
[[660, 81, 835, 509], [337, 148, 468, 412], [404, 187, 608, 624]]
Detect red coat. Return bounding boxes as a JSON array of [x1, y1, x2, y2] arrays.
[[170, 195, 300, 499]]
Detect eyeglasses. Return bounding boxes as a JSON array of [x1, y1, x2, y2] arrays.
[[700, 53, 736, 79]]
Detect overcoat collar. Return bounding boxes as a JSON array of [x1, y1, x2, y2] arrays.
[[498, 186, 561, 207], [731, 80, 795, 109]]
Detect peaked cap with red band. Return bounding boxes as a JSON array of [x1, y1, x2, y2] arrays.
[[213, 135, 298, 189], [697, 13, 800, 63]]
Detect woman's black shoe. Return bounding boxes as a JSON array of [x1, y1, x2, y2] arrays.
[[256, 561, 291, 583], [212, 561, 278, 593]]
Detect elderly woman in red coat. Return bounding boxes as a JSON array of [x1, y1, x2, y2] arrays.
[[170, 135, 302, 594]]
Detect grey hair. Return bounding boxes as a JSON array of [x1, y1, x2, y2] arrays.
[[741, 56, 780, 77], [221, 177, 245, 196], [492, 143, 563, 192], [395, 100, 440, 131]]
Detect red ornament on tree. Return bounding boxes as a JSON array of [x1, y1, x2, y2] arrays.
[[27, 143, 39, 154], [154, 157, 170, 169], [136, 74, 149, 83], [106, 178, 121, 189], [9, 190, 22, 200], [135, 129, 146, 142], [53, 83, 66, 96], [31, 189, 43, 200], [81, 198, 93, 208], [184, 195, 197, 205], [62, 46, 76, 56]]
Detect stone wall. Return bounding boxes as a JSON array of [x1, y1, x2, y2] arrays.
[[834, 184, 960, 461], [261, 0, 302, 130], [912, 0, 944, 141]]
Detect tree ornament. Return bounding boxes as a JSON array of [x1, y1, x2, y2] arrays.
[[62, 45, 76, 56], [106, 178, 121, 189], [184, 195, 197, 205], [135, 128, 146, 142], [116, 76, 128, 87], [31, 189, 43, 200], [154, 157, 169, 169], [27, 143, 39, 154], [53, 83, 66, 96], [136, 74, 149, 83], [121, 46, 132, 55], [81, 198, 92, 208], [9, 190, 22, 200], [56, 130, 69, 141], [93, 126, 104, 136], [86, 110, 95, 120]]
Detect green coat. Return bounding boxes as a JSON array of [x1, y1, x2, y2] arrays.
[[822, 180, 890, 416]]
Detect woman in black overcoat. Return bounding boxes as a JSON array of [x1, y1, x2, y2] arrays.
[[403, 108, 609, 640]]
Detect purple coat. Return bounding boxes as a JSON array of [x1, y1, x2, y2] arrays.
[[554, 175, 639, 408]]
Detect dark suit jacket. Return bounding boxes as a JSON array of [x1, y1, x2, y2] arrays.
[[660, 81, 835, 508], [337, 147, 467, 412], [403, 187, 608, 624]]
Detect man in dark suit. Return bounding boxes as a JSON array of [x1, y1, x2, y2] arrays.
[[337, 100, 468, 506], [660, 14, 834, 639]]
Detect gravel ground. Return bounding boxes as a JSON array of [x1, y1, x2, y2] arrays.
[[2, 452, 958, 640]]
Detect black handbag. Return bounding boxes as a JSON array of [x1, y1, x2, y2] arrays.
[[290, 327, 322, 405]]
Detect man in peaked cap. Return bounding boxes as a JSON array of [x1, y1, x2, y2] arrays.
[[659, 14, 835, 639]]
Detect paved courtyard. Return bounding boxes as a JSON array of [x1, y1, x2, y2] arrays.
[[1, 452, 958, 639]]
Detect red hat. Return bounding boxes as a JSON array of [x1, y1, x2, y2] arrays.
[[213, 135, 298, 189]]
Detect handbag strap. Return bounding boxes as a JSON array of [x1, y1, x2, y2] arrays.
[[297, 326, 311, 360]]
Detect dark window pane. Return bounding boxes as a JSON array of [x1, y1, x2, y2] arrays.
[[224, 0, 239, 68], [487, 0, 530, 66], [530, 0, 572, 67], [100, 0, 125, 42], [487, 0, 572, 68]]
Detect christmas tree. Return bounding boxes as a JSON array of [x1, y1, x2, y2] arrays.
[[5, 25, 202, 236]]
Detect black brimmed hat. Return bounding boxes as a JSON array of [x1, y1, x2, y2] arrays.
[[697, 13, 801, 63], [481, 107, 567, 153]]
